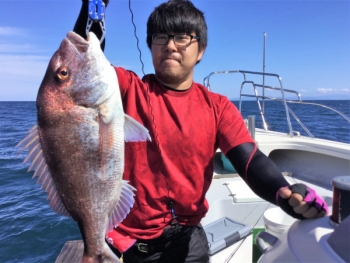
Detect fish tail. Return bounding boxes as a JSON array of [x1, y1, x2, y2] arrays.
[[82, 244, 122, 263]]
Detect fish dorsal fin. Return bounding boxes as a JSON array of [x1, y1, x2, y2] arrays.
[[107, 181, 136, 232], [16, 125, 71, 217], [124, 114, 152, 142]]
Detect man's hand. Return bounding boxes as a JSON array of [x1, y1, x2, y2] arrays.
[[277, 184, 328, 219]]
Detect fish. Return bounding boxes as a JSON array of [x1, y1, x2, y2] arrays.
[[16, 31, 151, 263]]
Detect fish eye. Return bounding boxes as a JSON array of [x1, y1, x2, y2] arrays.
[[56, 66, 69, 81]]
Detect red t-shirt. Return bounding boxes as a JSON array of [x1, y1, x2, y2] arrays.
[[107, 67, 254, 252]]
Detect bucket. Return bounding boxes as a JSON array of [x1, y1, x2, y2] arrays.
[[263, 207, 297, 236]]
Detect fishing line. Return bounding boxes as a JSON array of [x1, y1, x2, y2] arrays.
[[127, 0, 172, 213], [127, 0, 162, 174], [128, 0, 145, 76], [227, 202, 272, 261]]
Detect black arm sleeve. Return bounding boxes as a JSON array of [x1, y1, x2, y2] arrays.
[[73, 0, 107, 51], [225, 142, 290, 205]]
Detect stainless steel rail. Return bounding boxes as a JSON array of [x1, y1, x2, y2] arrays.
[[203, 70, 350, 138]]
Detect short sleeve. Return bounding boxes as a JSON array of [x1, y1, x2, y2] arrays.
[[216, 98, 254, 154], [114, 67, 139, 97]]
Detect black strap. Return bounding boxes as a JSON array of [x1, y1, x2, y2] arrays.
[[134, 225, 195, 253], [134, 242, 166, 253]]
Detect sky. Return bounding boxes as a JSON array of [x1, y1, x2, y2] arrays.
[[0, 0, 349, 101]]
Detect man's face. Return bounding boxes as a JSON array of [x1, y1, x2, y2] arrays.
[[151, 32, 205, 90]]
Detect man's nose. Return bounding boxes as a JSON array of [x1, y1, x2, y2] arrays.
[[165, 36, 177, 51]]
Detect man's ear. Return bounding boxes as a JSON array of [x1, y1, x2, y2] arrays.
[[196, 47, 206, 64], [198, 47, 205, 60]]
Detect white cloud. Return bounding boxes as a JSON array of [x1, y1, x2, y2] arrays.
[[0, 26, 53, 100], [0, 27, 27, 37], [317, 88, 333, 93], [0, 26, 49, 54], [0, 53, 50, 100], [0, 24, 75, 101], [0, 44, 40, 53], [317, 88, 350, 94], [0, 54, 49, 77]]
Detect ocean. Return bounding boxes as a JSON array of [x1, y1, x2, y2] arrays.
[[0, 100, 349, 263]]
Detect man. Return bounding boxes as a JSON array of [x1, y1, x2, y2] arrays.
[[74, 1, 328, 262]]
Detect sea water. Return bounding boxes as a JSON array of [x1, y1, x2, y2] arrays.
[[0, 100, 349, 263], [0, 102, 80, 263]]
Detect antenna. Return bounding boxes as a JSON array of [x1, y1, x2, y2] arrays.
[[262, 32, 267, 114]]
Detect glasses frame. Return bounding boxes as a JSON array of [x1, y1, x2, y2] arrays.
[[151, 33, 200, 47]]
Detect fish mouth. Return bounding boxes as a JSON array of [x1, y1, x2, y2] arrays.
[[66, 31, 90, 54]]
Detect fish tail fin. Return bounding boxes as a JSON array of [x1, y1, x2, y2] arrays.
[[82, 244, 122, 263]]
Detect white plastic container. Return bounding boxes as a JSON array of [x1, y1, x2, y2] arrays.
[[263, 207, 297, 237]]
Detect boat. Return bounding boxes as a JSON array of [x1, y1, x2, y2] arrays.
[[55, 69, 350, 263], [200, 69, 350, 263]]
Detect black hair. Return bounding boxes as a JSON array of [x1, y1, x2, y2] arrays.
[[146, 0, 207, 51]]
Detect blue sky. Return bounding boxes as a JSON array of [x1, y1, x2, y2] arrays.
[[0, 0, 349, 101]]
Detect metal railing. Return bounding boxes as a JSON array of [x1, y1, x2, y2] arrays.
[[203, 70, 350, 138]]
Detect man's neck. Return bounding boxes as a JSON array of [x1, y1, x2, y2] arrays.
[[163, 84, 189, 92], [155, 75, 193, 91]]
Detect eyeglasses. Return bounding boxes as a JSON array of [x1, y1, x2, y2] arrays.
[[152, 33, 200, 47]]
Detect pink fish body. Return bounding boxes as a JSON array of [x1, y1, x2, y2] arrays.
[[16, 32, 151, 263]]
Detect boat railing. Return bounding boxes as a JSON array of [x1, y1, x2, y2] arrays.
[[203, 70, 350, 138]]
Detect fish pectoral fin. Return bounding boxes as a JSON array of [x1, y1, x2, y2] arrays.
[[107, 180, 136, 232], [16, 124, 71, 217], [124, 114, 151, 142]]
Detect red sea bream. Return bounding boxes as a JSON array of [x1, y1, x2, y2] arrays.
[[16, 31, 151, 263]]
